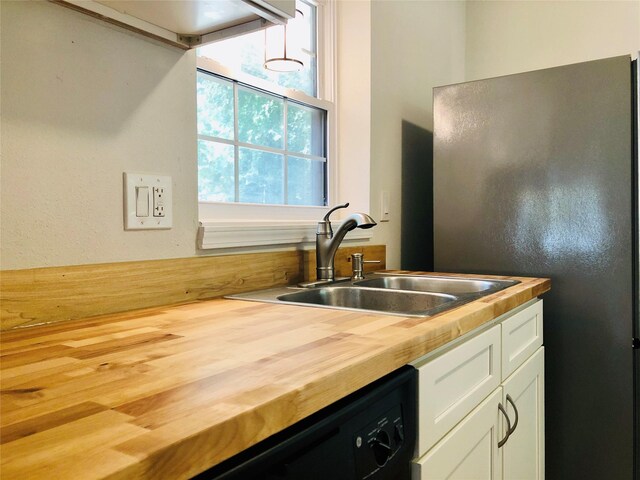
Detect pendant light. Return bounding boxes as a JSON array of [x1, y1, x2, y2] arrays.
[[264, 9, 304, 72]]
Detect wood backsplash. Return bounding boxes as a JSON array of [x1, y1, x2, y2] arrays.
[[0, 245, 386, 330]]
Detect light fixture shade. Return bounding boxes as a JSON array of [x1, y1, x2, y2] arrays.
[[264, 9, 304, 72]]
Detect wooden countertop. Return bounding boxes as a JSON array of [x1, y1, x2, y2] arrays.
[[0, 272, 550, 479]]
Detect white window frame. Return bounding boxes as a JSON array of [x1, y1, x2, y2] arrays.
[[197, 0, 372, 250]]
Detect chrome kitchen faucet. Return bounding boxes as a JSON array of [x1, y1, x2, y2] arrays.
[[312, 203, 376, 284]]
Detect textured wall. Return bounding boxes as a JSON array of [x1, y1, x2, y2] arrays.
[[1, 0, 199, 269], [370, 0, 466, 269], [465, 0, 640, 81]]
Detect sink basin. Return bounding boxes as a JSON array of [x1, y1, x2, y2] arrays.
[[353, 275, 518, 295], [277, 287, 458, 317], [227, 274, 519, 317]]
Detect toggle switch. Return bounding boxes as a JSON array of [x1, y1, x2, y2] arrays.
[[136, 186, 149, 217]]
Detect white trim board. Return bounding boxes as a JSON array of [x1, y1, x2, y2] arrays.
[[197, 220, 373, 249]]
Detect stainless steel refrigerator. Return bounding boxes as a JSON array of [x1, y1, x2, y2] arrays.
[[432, 55, 639, 479]]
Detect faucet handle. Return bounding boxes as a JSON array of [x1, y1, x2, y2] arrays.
[[323, 202, 350, 222]]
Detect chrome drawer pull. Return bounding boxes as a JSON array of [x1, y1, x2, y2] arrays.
[[498, 402, 511, 448], [506, 394, 519, 436]]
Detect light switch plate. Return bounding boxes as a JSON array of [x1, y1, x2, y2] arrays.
[[124, 172, 172, 230], [380, 191, 390, 222]]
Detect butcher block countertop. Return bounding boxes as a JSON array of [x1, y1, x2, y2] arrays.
[[0, 272, 550, 479]]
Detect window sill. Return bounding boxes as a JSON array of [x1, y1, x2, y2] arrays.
[[197, 220, 374, 250]]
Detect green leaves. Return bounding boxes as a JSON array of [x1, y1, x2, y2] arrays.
[[238, 87, 283, 149], [196, 73, 233, 140], [196, 72, 326, 206]]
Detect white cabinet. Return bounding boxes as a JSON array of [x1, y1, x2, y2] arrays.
[[502, 348, 545, 480], [54, 0, 295, 49], [413, 389, 503, 480], [413, 300, 544, 480], [254, 0, 296, 18], [501, 300, 543, 379], [417, 325, 501, 454]]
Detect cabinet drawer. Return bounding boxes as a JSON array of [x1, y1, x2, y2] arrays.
[[416, 324, 501, 455], [501, 300, 543, 380]]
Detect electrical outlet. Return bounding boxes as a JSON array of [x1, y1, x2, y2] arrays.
[[153, 187, 165, 217], [124, 173, 172, 230]]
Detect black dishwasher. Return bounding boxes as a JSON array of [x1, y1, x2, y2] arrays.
[[193, 366, 417, 480]]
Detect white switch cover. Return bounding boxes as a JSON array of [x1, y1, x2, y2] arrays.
[[124, 173, 172, 230], [380, 191, 390, 222]]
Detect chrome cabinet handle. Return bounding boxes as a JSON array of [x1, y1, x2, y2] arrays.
[[498, 402, 511, 448], [506, 394, 519, 436]]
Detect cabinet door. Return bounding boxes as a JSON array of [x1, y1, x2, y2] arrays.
[[502, 347, 545, 480], [413, 388, 503, 480], [416, 325, 501, 455]]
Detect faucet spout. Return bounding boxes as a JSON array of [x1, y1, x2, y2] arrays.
[[314, 206, 377, 282]]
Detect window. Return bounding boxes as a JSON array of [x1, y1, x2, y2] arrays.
[[197, 0, 328, 213], [196, 72, 327, 206], [195, 0, 353, 250], [197, 0, 372, 249]]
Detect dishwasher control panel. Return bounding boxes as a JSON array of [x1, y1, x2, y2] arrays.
[[354, 405, 406, 479]]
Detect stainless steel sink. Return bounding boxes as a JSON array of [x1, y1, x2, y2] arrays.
[[227, 274, 519, 317], [353, 275, 518, 295], [277, 287, 458, 316]]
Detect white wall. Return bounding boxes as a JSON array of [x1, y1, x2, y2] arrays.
[[465, 0, 640, 81], [4, 1, 637, 272], [0, 0, 379, 271], [1, 0, 463, 271], [336, 0, 371, 216], [1, 0, 199, 269], [370, 0, 466, 268]]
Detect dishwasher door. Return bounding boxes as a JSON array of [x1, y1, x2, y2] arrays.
[[193, 366, 417, 480]]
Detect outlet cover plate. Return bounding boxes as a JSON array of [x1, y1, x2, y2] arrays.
[[124, 172, 172, 230]]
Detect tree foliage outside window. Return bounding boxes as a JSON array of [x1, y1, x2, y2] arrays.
[[197, 72, 326, 206], [196, 0, 326, 207]]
